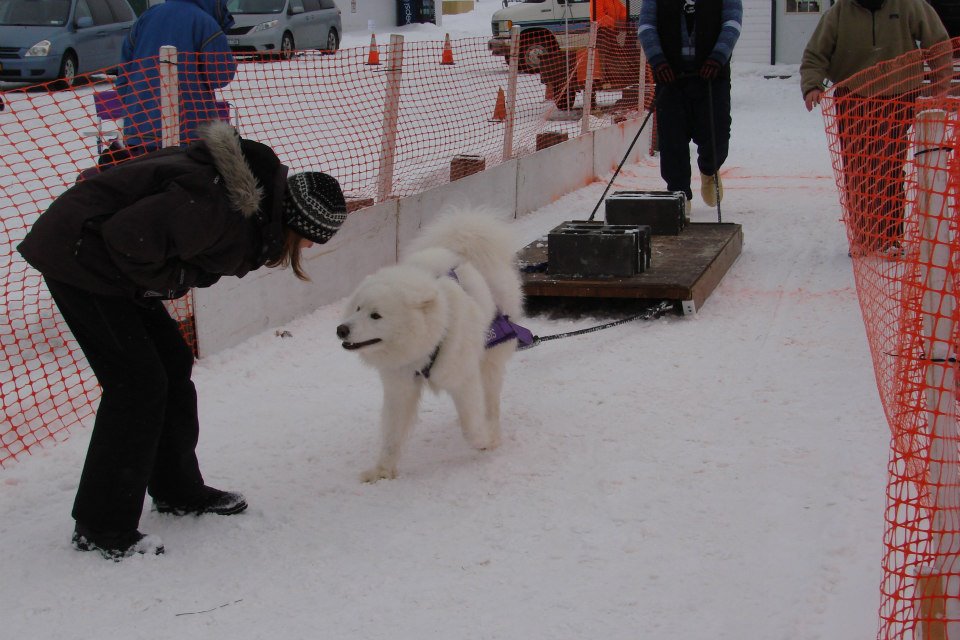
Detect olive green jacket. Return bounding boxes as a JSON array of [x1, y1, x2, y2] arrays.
[[800, 0, 949, 97]]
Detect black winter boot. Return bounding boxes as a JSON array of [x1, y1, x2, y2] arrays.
[[72, 523, 164, 561], [153, 485, 247, 516]]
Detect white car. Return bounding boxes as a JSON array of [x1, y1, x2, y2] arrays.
[[225, 0, 341, 60]]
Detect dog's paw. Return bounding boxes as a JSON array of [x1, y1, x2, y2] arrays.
[[360, 466, 397, 483]]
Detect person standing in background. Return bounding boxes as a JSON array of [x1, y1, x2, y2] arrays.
[[801, 0, 950, 256], [116, 0, 238, 156], [638, 0, 743, 215]]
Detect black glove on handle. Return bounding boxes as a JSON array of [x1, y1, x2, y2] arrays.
[[653, 63, 675, 85], [699, 59, 722, 80]]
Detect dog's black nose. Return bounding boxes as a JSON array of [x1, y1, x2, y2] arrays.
[[336, 324, 350, 340]]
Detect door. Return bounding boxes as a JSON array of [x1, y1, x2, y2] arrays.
[[296, 0, 322, 49], [72, 0, 114, 71], [287, 0, 312, 50], [556, 0, 591, 50], [775, 0, 825, 64]]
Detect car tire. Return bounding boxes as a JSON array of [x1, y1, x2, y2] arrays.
[[279, 32, 295, 61], [518, 32, 558, 74], [323, 28, 339, 54], [54, 52, 78, 90]]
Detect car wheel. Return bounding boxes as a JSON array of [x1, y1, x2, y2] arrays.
[[279, 32, 295, 60], [55, 52, 78, 90], [518, 33, 558, 74], [324, 28, 339, 53]]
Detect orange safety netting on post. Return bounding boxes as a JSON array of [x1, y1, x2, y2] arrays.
[[821, 39, 960, 638], [0, 34, 649, 467]]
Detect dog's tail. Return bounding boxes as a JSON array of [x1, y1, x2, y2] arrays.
[[408, 209, 524, 318]]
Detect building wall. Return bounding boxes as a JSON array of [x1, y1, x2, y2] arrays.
[[738, 0, 774, 64], [338, 0, 443, 32]]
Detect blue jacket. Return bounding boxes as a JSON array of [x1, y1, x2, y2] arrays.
[[117, 0, 237, 150], [638, 0, 742, 75]]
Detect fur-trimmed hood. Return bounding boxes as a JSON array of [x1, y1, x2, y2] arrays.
[[197, 121, 264, 218]]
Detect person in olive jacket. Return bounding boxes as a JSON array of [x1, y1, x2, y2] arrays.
[[801, 0, 950, 257], [17, 121, 347, 560]]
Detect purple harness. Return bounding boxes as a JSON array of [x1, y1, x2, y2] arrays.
[[416, 269, 534, 378]]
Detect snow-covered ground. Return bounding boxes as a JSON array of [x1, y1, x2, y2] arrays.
[[0, 6, 889, 640]]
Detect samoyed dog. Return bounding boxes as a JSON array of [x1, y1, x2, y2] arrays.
[[337, 211, 525, 482]]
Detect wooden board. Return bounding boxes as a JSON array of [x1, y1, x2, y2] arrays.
[[519, 222, 743, 313]]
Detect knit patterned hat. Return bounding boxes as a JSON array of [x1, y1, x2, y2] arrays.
[[282, 172, 347, 244]]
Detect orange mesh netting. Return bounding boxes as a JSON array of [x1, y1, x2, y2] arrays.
[[821, 39, 960, 638], [0, 34, 649, 466]]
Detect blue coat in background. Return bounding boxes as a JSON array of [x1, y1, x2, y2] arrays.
[[117, 0, 237, 151]]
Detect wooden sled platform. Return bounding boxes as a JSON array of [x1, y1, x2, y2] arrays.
[[518, 222, 743, 315]]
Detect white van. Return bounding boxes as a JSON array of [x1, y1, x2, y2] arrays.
[[487, 0, 637, 72]]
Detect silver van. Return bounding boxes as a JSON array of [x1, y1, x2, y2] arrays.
[[0, 0, 136, 87], [224, 0, 341, 60]]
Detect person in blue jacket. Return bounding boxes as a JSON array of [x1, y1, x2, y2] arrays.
[[638, 0, 742, 214], [116, 0, 238, 154]]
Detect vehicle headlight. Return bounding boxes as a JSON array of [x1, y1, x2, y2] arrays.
[[499, 20, 513, 34], [25, 40, 51, 57], [251, 19, 279, 33]]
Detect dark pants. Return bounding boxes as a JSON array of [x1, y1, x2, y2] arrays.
[[654, 75, 732, 200], [834, 91, 916, 252], [45, 278, 204, 533]]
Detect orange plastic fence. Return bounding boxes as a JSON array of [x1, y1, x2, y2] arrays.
[[0, 34, 649, 467], [821, 40, 960, 638]]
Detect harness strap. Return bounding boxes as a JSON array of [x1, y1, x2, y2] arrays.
[[414, 267, 534, 377], [415, 343, 442, 379]]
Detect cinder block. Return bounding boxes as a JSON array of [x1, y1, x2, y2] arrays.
[[450, 154, 486, 181], [547, 221, 651, 277], [536, 131, 568, 151], [605, 190, 686, 235], [345, 196, 375, 213]]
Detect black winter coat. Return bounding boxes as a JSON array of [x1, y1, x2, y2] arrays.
[[17, 122, 289, 299]]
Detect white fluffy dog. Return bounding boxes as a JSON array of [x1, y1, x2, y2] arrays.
[[337, 211, 524, 482]]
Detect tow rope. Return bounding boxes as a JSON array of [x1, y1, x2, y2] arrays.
[[519, 300, 674, 351]]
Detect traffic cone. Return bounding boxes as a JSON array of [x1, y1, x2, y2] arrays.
[[366, 33, 380, 65], [440, 33, 454, 65], [489, 87, 506, 122]]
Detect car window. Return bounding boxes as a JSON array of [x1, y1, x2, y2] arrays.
[[302, 0, 319, 10], [0, 0, 72, 25], [105, 0, 133, 21], [75, 0, 93, 22], [226, 0, 285, 13], [288, 0, 304, 11], [86, 0, 114, 23]]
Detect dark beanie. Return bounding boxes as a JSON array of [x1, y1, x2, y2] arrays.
[[282, 172, 347, 244]]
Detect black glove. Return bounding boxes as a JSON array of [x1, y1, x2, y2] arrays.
[[699, 58, 722, 80], [653, 63, 675, 85]]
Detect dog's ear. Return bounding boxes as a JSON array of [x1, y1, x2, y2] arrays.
[[406, 282, 439, 310]]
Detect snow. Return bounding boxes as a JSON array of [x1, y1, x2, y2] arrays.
[[0, 6, 889, 640]]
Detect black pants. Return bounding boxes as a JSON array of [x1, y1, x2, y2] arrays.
[[45, 278, 204, 533], [654, 75, 732, 200]]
